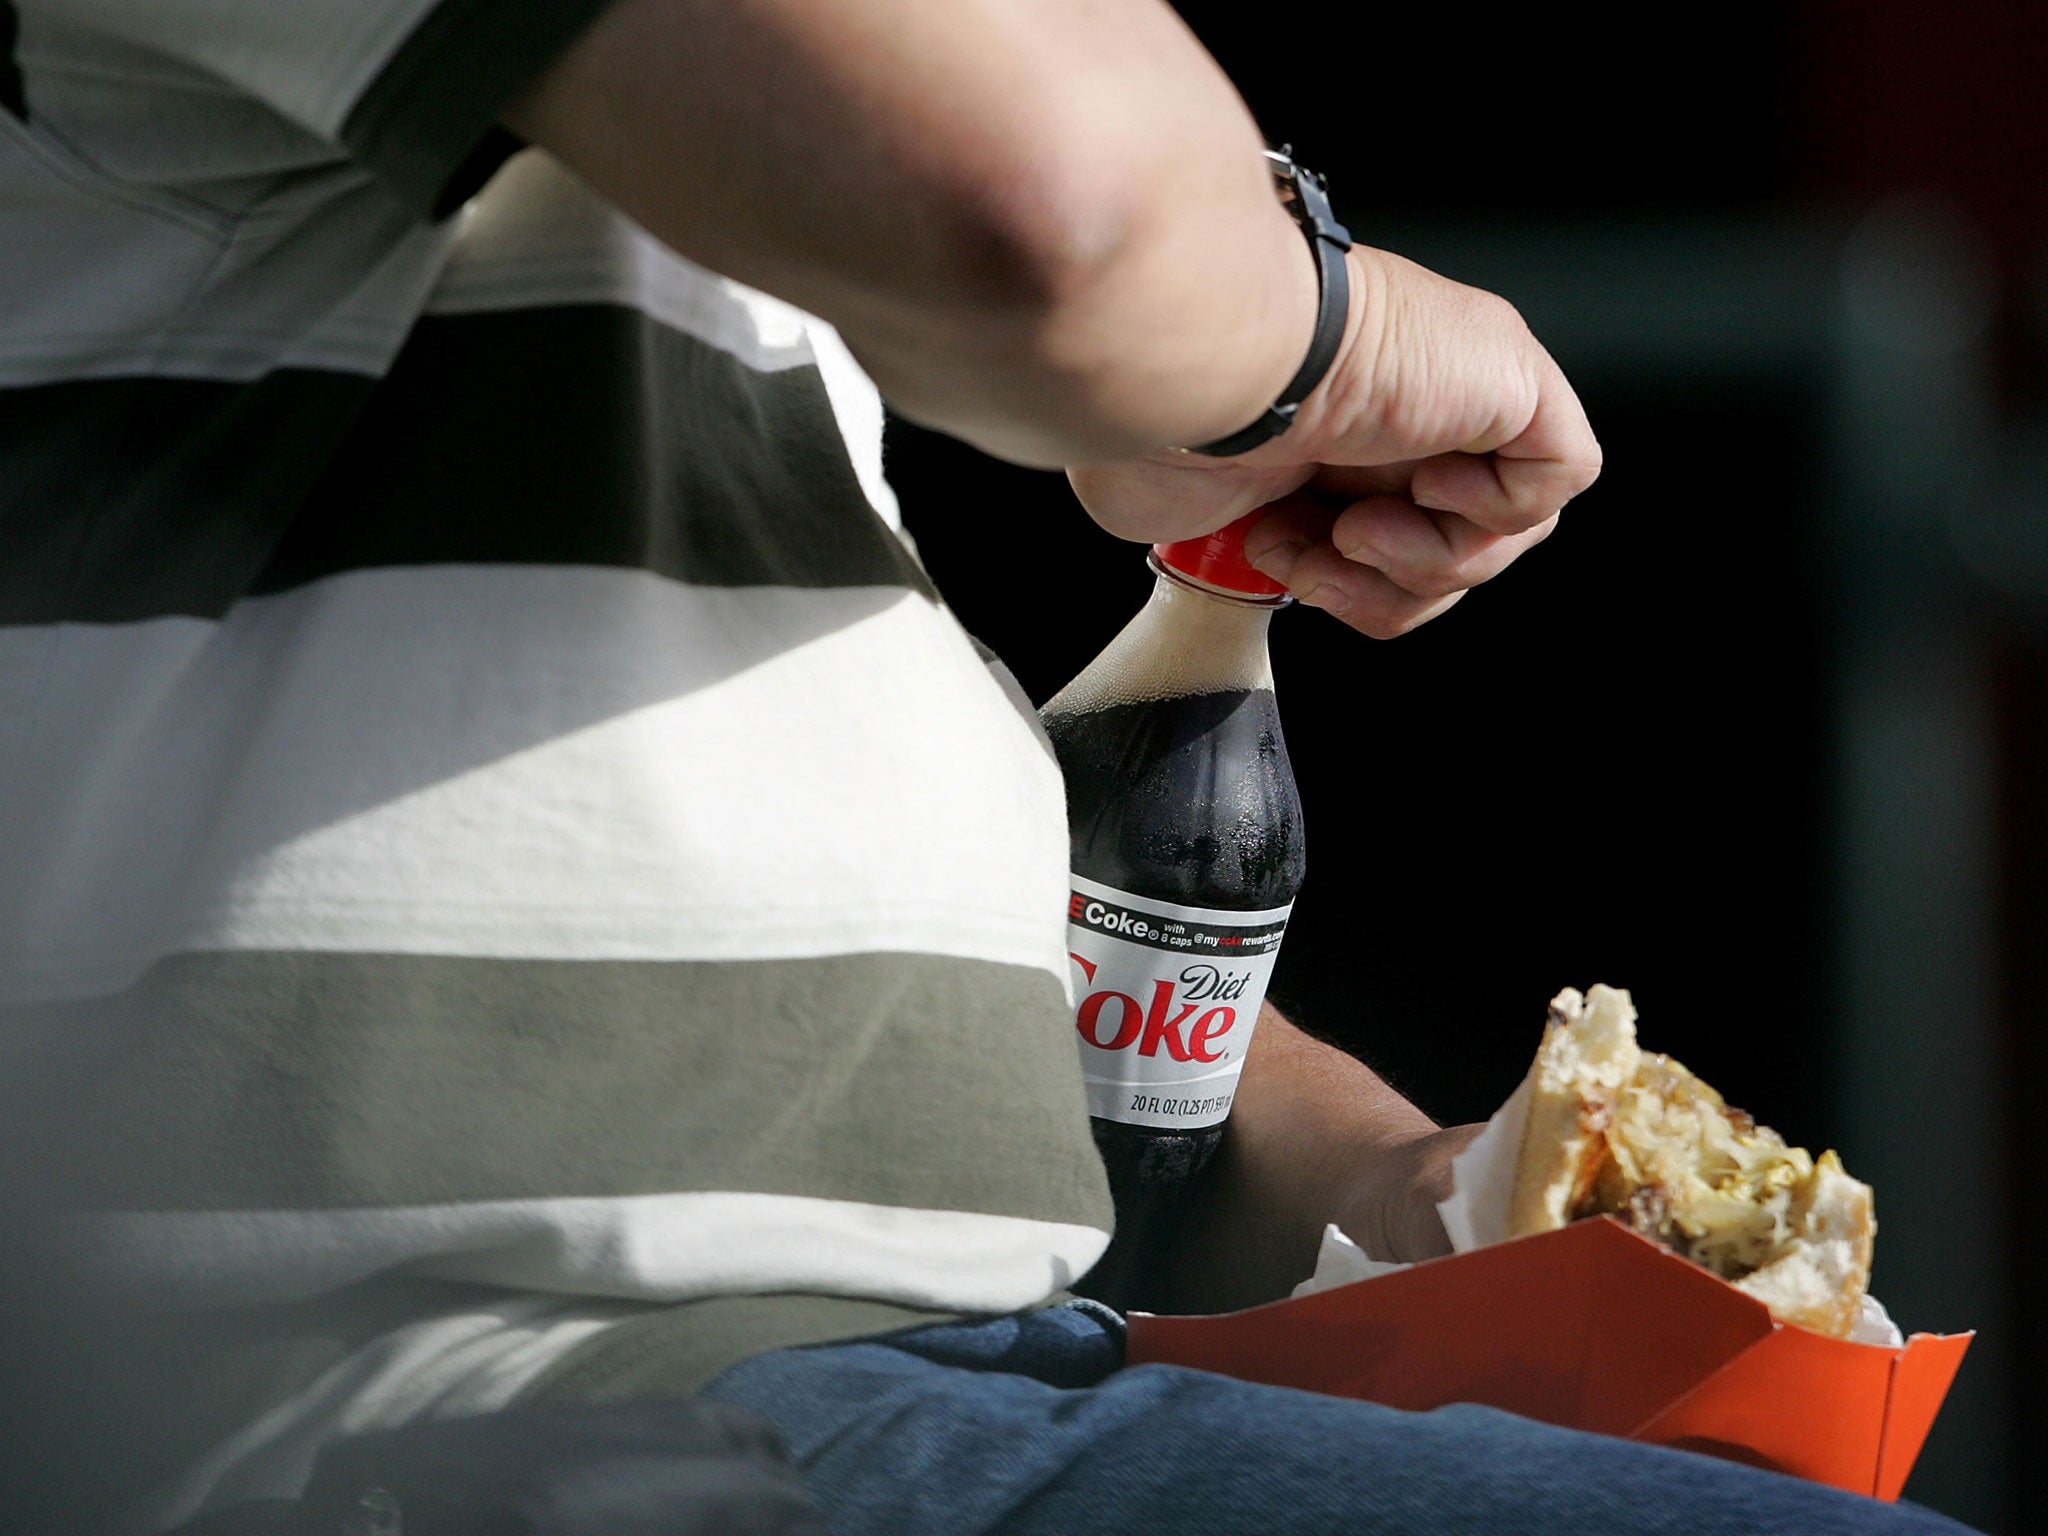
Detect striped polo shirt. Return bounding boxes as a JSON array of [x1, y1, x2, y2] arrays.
[[0, 0, 1111, 1520]]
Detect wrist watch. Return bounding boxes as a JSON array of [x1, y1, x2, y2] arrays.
[[1186, 148, 1354, 458]]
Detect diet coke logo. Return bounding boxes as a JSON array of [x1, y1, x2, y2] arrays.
[[1069, 953, 1240, 1063]]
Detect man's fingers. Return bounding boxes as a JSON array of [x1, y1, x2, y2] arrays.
[[1243, 524, 1467, 639], [1302, 563, 1465, 639], [1407, 448, 1589, 536], [1243, 491, 1560, 637], [1333, 499, 1559, 600], [1407, 348, 1601, 535]]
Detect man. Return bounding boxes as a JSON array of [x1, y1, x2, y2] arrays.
[[0, 1, 1972, 1531]]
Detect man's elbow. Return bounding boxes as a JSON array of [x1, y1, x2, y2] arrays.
[[848, 132, 1176, 463], [912, 122, 1151, 333]]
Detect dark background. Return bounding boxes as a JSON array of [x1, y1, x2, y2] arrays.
[[890, 3, 2046, 1528]]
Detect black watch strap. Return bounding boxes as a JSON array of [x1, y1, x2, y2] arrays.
[[1187, 149, 1354, 458]]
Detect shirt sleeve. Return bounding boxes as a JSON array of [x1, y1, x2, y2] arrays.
[[33, 0, 619, 216]]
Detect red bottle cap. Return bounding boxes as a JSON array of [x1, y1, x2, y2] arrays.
[[1152, 512, 1289, 599]]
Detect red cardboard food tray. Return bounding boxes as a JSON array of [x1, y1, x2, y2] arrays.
[[1125, 1218, 1970, 1500]]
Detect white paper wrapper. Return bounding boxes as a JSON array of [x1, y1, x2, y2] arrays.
[[1850, 1294, 1903, 1347], [1291, 1223, 1406, 1295], [1434, 1074, 1531, 1254], [1291, 1073, 1907, 1349]]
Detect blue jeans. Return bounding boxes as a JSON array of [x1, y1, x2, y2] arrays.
[[701, 1301, 1977, 1536]]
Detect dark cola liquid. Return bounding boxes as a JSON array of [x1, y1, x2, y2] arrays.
[[1044, 685, 1304, 1310]]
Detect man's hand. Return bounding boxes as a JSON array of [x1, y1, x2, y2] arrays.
[[1151, 1007, 1486, 1314], [1069, 248, 1600, 640], [1329, 1121, 1484, 1266]]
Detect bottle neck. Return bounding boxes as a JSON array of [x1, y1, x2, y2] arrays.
[[1143, 568, 1282, 659], [1042, 562, 1277, 718]]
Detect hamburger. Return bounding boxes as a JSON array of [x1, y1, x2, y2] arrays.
[[1506, 984, 1876, 1338]]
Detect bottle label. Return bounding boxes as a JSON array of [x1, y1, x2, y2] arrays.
[[1064, 873, 1291, 1131]]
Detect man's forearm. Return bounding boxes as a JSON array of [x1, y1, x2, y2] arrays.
[[1153, 1006, 1475, 1314], [505, 0, 1316, 468]]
